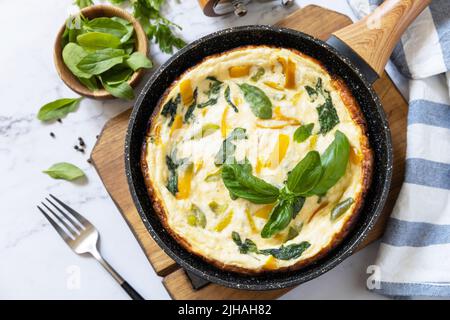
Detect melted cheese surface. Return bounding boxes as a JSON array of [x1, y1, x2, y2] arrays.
[[143, 46, 367, 271]]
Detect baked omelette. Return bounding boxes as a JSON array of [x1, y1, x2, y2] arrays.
[[141, 46, 373, 274]]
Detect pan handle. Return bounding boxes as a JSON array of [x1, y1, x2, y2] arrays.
[[331, 0, 431, 79]]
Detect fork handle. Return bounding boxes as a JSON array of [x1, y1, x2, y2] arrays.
[[91, 251, 144, 300]]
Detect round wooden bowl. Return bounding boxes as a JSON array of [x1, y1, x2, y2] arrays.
[[54, 5, 149, 99]]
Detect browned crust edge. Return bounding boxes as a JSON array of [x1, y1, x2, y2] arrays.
[[139, 45, 374, 275]]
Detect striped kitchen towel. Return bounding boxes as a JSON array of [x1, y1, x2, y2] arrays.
[[348, 0, 450, 297]]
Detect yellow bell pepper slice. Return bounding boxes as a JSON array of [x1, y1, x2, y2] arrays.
[[254, 204, 275, 219], [350, 147, 363, 165], [267, 134, 289, 167], [221, 106, 229, 138], [277, 57, 287, 74], [285, 58, 296, 89], [245, 208, 258, 233], [214, 210, 234, 232], [176, 164, 193, 200], [309, 134, 318, 149], [264, 81, 284, 91], [263, 256, 278, 270], [291, 91, 303, 105], [228, 66, 250, 78], [170, 114, 183, 137], [180, 79, 194, 105]]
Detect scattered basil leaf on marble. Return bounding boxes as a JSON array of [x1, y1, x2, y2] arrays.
[[238, 83, 272, 119], [293, 123, 314, 143], [37, 98, 82, 121], [126, 52, 153, 71], [309, 130, 350, 196], [77, 48, 126, 75], [43, 162, 85, 181], [330, 198, 354, 221], [224, 85, 238, 113]]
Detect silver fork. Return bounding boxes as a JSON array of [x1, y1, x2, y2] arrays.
[[37, 194, 144, 300]]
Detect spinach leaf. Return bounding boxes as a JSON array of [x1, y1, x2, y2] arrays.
[[260, 197, 304, 238], [286, 224, 303, 242], [77, 48, 126, 75], [198, 76, 222, 108], [43, 162, 85, 181], [166, 155, 179, 195], [84, 17, 128, 40], [101, 65, 133, 85], [77, 32, 122, 49], [214, 128, 247, 166], [286, 151, 322, 196], [222, 161, 280, 204], [250, 66, 265, 82], [293, 123, 314, 143], [317, 94, 339, 135], [110, 17, 135, 43], [62, 43, 91, 78], [224, 86, 238, 113], [330, 198, 354, 221], [161, 94, 180, 126], [184, 88, 198, 123], [238, 83, 272, 119], [37, 98, 82, 121], [78, 76, 99, 91], [259, 242, 311, 260], [101, 79, 135, 100], [309, 130, 350, 196], [125, 52, 153, 71], [231, 232, 258, 254], [305, 78, 323, 102]]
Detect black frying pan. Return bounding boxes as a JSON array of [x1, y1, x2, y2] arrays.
[[125, 0, 429, 290]]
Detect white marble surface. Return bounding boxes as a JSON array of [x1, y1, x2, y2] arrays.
[[0, 0, 404, 300]]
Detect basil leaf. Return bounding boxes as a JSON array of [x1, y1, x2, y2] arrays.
[[214, 128, 247, 166], [161, 94, 180, 126], [77, 32, 122, 49], [310, 130, 350, 196], [286, 151, 322, 195], [224, 86, 238, 113], [238, 83, 272, 119], [43, 162, 85, 181], [37, 98, 81, 121], [166, 155, 179, 195], [77, 48, 126, 75], [101, 79, 135, 100], [62, 43, 91, 78], [260, 197, 304, 238], [231, 232, 258, 254], [293, 123, 314, 143], [330, 197, 354, 221], [250, 66, 265, 82], [84, 17, 128, 40], [317, 94, 339, 135], [125, 52, 153, 71], [259, 242, 311, 260], [222, 161, 280, 204]]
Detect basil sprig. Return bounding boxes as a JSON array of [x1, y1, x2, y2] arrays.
[[222, 130, 350, 238]]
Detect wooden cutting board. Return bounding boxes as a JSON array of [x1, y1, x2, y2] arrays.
[[91, 5, 407, 300]]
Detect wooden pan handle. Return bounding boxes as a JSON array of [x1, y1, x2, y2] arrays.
[[332, 0, 431, 77]]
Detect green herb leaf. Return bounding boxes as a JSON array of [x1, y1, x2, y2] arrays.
[[43, 162, 85, 181], [75, 0, 93, 9], [214, 128, 247, 166], [62, 43, 91, 78], [37, 98, 82, 121], [330, 198, 354, 221], [317, 94, 339, 135], [293, 123, 314, 143], [259, 242, 311, 260], [101, 65, 133, 85], [101, 79, 135, 100], [78, 76, 99, 91], [188, 204, 207, 228], [184, 88, 198, 123], [222, 160, 280, 204], [161, 94, 180, 126], [286, 224, 303, 242], [110, 17, 134, 43], [310, 130, 350, 196], [286, 151, 323, 196], [224, 85, 238, 113], [250, 66, 265, 82], [77, 48, 126, 75], [231, 232, 258, 254], [166, 154, 179, 195], [260, 197, 304, 238], [77, 32, 122, 49], [125, 52, 153, 71], [84, 17, 129, 40], [238, 83, 272, 119]]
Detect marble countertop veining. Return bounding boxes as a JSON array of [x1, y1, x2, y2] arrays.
[[0, 0, 398, 300]]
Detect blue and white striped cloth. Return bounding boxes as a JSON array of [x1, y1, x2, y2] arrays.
[[348, 0, 450, 297]]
